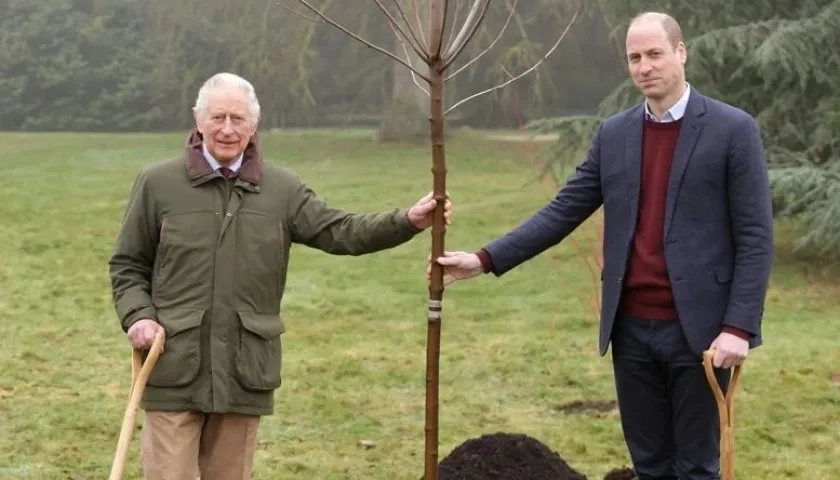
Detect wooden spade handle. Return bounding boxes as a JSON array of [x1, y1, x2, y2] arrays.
[[702, 348, 743, 480], [109, 331, 165, 480]]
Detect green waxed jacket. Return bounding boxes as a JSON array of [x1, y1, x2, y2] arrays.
[[108, 129, 423, 415]]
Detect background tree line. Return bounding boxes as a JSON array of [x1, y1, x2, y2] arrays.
[[0, 0, 619, 132], [1, 0, 838, 258]]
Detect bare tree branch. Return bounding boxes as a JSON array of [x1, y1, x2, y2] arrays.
[[427, 0, 447, 60], [441, 0, 488, 65], [389, 0, 429, 59], [441, 0, 464, 56], [410, 0, 429, 51], [372, 0, 430, 62], [278, 1, 324, 23], [280, 0, 433, 83], [444, 8, 578, 116], [444, 0, 518, 82], [441, 0, 492, 69], [385, 14, 430, 96], [434, 0, 450, 58]]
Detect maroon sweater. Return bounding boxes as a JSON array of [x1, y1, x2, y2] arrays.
[[621, 119, 682, 320]]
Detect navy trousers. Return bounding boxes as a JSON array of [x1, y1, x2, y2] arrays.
[[610, 316, 731, 480]]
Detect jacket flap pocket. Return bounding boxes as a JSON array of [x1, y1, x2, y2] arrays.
[[237, 312, 286, 340], [157, 308, 205, 336]]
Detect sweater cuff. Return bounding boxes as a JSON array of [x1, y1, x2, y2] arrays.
[[475, 248, 493, 274], [722, 325, 750, 340]]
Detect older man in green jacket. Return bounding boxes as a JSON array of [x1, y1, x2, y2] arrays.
[[108, 72, 452, 480]]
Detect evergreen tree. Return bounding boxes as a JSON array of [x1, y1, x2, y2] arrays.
[[532, 0, 840, 259]]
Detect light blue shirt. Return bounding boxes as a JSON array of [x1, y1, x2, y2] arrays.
[[202, 143, 243, 172], [644, 83, 690, 122]]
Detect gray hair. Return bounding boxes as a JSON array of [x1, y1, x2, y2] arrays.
[[193, 72, 261, 122]]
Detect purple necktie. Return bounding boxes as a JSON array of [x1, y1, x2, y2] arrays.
[[219, 167, 236, 180]]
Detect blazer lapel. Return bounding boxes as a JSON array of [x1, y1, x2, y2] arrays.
[[664, 91, 707, 238], [624, 107, 644, 226]]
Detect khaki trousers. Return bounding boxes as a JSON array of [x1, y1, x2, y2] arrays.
[[140, 410, 261, 480]]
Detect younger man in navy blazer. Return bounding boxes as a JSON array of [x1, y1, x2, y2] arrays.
[[429, 11, 773, 480]]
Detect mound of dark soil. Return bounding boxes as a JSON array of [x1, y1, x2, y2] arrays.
[[602, 467, 636, 480], [429, 432, 588, 480]]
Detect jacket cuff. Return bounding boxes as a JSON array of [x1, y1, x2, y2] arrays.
[[122, 305, 158, 333], [475, 248, 494, 274], [398, 209, 424, 234]]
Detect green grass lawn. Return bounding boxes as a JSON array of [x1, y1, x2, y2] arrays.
[[0, 129, 838, 479]]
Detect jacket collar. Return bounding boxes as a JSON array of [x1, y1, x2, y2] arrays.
[[184, 128, 263, 185]]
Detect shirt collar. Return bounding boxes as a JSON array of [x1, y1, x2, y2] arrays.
[[202, 143, 243, 172], [645, 83, 691, 122]]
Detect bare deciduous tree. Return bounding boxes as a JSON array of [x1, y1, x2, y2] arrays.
[[278, 1, 578, 478]]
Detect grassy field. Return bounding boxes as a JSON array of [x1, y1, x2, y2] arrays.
[[0, 129, 838, 479]]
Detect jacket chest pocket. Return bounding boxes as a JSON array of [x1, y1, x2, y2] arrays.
[[232, 210, 287, 307], [235, 210, 284, 267], [155, 211, 217, 292]]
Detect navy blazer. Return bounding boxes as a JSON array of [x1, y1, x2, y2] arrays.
[[482, 88, 774, 356]]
